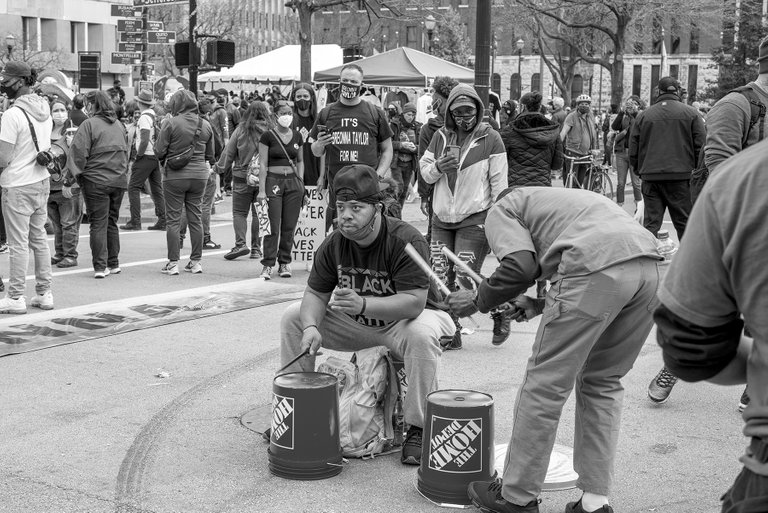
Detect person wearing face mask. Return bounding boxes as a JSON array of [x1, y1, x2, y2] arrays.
[[290, 83, 320, 186], [0, 61, 54, 312], [310, 64, 394, 231], [278, 163, 454, 466], [386, 103, 401, 123], [611, 95, 644, 209], [389, 102, 421, 218], [560, 94, 599, 188], [47, 99, 81, 269], [256, 100, 304, 280]]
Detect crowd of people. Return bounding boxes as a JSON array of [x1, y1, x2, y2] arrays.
[[0, 40, 766, 511]]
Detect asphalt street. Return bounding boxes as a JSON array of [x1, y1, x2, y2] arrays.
[[0, 190, 741, 513]]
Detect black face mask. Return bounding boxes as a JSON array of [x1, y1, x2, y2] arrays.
[[339, 82, 361, 100], [0, 80, 20, 100], [388, 108, 398, 118], [295, 98, 311, 111]]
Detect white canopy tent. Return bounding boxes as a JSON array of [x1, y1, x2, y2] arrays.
[[198, 44, 343, 84]]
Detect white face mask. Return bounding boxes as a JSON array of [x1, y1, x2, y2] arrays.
[[277, 114, 293, 128], [52, 112, 68, 125]]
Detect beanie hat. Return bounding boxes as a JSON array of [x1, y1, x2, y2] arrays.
[[402, 102, 417, 114], [759, 36, 768, 74]]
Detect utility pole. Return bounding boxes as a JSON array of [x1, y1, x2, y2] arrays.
[[189, 0, 198, 94], [141, 7, 148, 81], [474, 0, 491, 112]]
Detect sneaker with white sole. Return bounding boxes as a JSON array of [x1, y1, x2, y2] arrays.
[[94, 269, 110, 279], [161, 261, 179, 275], [278, 264, 292, 278], [107, 266, 121, 274], [260, 266, 273, 280], [0, 295, 27, 314], [30, 291, 54, 310], [184, 261, 203, 274], [648, 367, 678, 404]]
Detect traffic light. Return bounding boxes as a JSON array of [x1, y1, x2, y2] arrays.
[[174, 42, 200, 67], [343, 46, 363, 63], [206, 40, 235, 67]]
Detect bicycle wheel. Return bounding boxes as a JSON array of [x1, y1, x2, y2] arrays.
[[588, 168, 614, 199]]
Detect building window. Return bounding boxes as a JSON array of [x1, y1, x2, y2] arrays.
[[670, 20, 680, 54], [492, 73, 501, 95], [632, 65, 642, 97], [22, 16, 39, 52], [531, 73, 540, 93], [510, 73, 521, 100], [689, 23, 700, 54], [406, 25, 418, 48], [651, 64, 660, 102], [687, 64, 698, 101], [670, 64, 679, 79], [571, 74, 583, 99]]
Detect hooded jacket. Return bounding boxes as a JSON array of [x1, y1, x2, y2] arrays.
[[215, 121, 269, 180], [417, 114, 443, 198], [419, 83, 508, 225], [155, 90, 214, 181], [69, 108, 128, 188], [500, 112, 563, 187], [390, 111, 422, 171], [629, 92, 706, 181], [0, 93, 52, 188]]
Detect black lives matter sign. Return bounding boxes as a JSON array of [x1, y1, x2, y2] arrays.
[[428, 416, 483, 473], [271, 394, 294, 450]]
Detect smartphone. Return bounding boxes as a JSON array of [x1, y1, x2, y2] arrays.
[[317, 124, 328, 134], [445, 145, 460, 159]]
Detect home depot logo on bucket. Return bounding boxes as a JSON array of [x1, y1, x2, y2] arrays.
[[271, 394, 295, 450], [428, 416, 483, 473]]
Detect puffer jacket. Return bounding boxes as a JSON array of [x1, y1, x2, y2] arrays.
[[500, 112, 562, 187], [419, 83, 508, 224]]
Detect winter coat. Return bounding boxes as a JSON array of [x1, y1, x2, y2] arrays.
[[69, 110, 128, 188], [501, 112, 563, 187]]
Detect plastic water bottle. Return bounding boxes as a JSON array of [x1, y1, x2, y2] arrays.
[[392, 398, 404, 447], [656, 230, 678, 265]]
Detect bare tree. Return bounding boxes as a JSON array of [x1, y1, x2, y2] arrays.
[[0, 35, 65, 71]]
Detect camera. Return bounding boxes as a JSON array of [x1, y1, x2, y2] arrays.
[[35, 150, 55, 167], [38, 145, 68, 181]]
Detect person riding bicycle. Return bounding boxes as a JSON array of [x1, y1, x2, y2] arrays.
[[560, 94, 599, 188]]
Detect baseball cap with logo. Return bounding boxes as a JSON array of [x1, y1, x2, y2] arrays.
[[333, 164, 389, 203]]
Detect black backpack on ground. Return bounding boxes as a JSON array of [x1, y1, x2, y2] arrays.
[[690, 86, 766, 204]]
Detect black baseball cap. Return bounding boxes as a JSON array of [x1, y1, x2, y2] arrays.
[[334, 165, 389, 203]]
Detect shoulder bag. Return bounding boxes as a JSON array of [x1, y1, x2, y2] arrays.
[[165, 117, 203, 171]]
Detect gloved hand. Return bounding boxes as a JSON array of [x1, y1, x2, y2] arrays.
[[446, 289, 478, 318]]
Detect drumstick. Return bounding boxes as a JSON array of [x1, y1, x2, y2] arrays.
[[440, 247, 485, 285], [404, 243, 480, 328]]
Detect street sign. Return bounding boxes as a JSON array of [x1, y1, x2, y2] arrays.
[[117, 19, 143, 32], [147, 31, 176, 44], [111, 52, 142, 65], [78, 52, 101, 90], [147, 21, 164, 31], [118, 42, 145, 52], [120, 32, 144, 43], [138, 80, 155, 93], [111, 4, 141, 17], [133, 0, 187, 5]]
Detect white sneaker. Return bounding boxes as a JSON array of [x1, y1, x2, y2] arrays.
[[260, 266, 273, 280], [94, 269, 110, 279], [30, 291, 54, 310], [161, 261, 179, 275], [184, 261, 202, 274], [108, 266, 122, 274], [0, 295, 27, 314]]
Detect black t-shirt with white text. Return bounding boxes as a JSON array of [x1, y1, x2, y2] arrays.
[[310, 100, 393, 178], [308, 216, 430, 327]]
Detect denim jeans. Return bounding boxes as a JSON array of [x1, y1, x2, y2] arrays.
[[389, 161, 414, 219], [641, 180, 691, 239], [431, 223, 489, 291], [261, 173, 303, 267], [1, 179, 52, 298], [81, 181, 124, 271], [0, 187, 6, 244], [164, 178, 206, 262], [128, 155, 165, 226], [232, 177, 259, 248], [613, 150, 642, 204], [48, 188, 82, 260]]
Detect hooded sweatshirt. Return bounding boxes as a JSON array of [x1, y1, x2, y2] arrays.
[[154, 90, 214, 182], [69, 108, 128, 188], [500, 111, 563, 187], [0, 93, 52, 188], [215, 121, 269, 180], [419, 83, 508, 226]]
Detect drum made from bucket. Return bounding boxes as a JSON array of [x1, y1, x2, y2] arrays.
[[268, 371, 343, 480], [417, 389, 495, 507]]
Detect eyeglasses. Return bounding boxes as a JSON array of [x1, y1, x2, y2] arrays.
[[452, 111, 477, 121]]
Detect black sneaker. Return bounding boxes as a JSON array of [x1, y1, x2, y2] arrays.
[[401, 426, 422, 465], [441, 329, 463, 351], [120, 222, 141, 231], [224, 245, 250, 260], [565, 499, 614, 513], [491, 303, 514, 346], [467, 480, 540, 513], [203, 239, 221, 250], [739, 387, 750, 413], [648, 367, 678, 404], [147, 222, 166, 231]]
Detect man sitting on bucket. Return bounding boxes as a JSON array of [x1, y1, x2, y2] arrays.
[[446, 186, 662, 513], [279, 164, 454, 465]]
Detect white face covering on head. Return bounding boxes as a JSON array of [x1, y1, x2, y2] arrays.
[[277, 114, 293, 128]]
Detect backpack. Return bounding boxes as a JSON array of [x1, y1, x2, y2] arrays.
[[690, 86, 766, 204], [316, 346, 399, 458]]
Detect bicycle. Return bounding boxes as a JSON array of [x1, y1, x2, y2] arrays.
[[563, 151, 615, 199]]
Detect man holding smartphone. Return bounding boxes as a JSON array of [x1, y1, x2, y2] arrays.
[[310, 64, 393, 230]]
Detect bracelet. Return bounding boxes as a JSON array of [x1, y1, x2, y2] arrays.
[[359, 298, 367, 316], [303, 324, 318, 332]]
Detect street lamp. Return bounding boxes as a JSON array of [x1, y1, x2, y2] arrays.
[[425, 15, 436, 54], [515, 38, 524, 100], [6, 34, 16, 60]]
